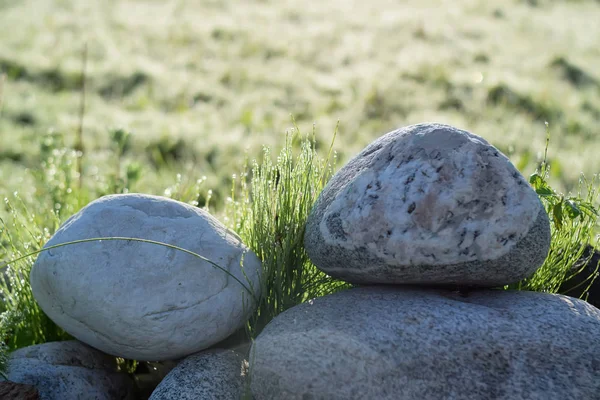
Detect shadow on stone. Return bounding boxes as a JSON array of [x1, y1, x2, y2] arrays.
[[560, 244, 600, 308]]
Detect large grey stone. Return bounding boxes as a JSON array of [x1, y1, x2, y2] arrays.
[[149, 349, 248, 400], [305, 123, 550, 287], [6, 340, 135, 400], [250, 286, 600, 400], [30, 194, 262, 361]]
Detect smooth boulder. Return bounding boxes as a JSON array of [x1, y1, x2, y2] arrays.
[[30, 194, 262, 361], [6, 341, 135, 400], [305, 123, 550, 286], [250, 286, 600, 400]]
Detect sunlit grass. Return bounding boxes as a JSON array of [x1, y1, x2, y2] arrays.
[[222, 125, 351, 338], [510, 128, 599, 293], [0, 126, 351, 381], [2, 0, 600, 202], [0, 123, 599, 387]]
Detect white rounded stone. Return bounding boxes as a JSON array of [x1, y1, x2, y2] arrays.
[[305, 123, 550, 286], [30, 194, 261, 361]]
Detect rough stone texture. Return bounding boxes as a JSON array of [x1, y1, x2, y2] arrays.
[[250, 286, 600, 400], [0, 381, 41, 400], [149, 349, 248, 400], [7, 340, 135, 400], [30, 194, 262, 361], [305, 123, 550, 286]]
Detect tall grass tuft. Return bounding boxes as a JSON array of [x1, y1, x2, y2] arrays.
[[510, 126, 599, 293], [1, 121, 599, 382], [224, 125, 350, 338], [0, 195, 73, 352], [0, 124, 350, 378]]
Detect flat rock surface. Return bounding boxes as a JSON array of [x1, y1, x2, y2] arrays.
[[7, 340, 135, 400], [305, 123, 550, 286], [250, 286, 600, 400], [30, 194, 262, 361], [149, 349, 247, 400]]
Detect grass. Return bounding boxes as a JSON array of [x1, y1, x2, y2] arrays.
[[508, 127, 600, 293], [1, 0, 599, 394], [0, 122, 599, 389], [222, 125, 350, 337], [1, 0, 600, 202], [0, 124, 353, 385]]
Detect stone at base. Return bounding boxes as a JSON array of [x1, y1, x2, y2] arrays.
[[250, 286, 600, 400], [8, 340, 135, 400]]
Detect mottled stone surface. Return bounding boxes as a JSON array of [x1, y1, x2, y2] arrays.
[[31, 194, 262, 361], [7, 340, 135, 400], [305, 123, 550, 286], [149, 349, 248, 400], [250, 286, 600, 400]]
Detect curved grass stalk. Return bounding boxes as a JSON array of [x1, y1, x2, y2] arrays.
[[1, 236, 259, 304]]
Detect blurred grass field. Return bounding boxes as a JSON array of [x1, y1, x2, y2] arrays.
[[1, 0, 599, 206], [2, 0, 600, 383]]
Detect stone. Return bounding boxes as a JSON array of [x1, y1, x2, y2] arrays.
[[30, 194, 262, 361], [250, 286, 600, 400], [149, 349, 248, 400], [305, 123, 550, 287], [0, 381, 41, 400], [560, 244, 600, 307], [7, 340, 135, 400]]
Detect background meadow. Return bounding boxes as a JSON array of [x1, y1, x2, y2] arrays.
[[1, 0, 600, 386], [1, 0, 599, 204]]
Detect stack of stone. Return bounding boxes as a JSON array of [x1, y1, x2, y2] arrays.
[[5, 123, 600, 399], [248, 123, 600, 399]]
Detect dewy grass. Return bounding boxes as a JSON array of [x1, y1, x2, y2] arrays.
[[0, 196, 73, 352], [1, 121, 600, 383], [511, 173, 600, 293], [0, 124, 349, 379], [510, 126, 600, 294], [224, 124, 350, 338]]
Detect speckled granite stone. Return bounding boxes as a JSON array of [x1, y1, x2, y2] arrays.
[[149, 349, 248, 400], [305, 123, 550, 286], [250, 286, 600, 400]]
